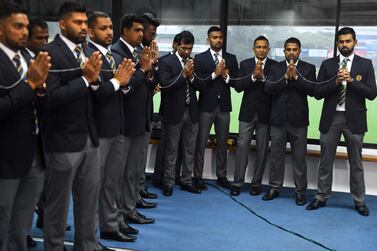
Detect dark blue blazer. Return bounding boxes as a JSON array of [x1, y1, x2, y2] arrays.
[[194, 49, 238, 113], [111, 39, 155, 137], [158, 53, 199, 125], [88, 42, 125, 138], [265, 60, 316, 127], [314, 55, 377, 134], [0, 48, 37, 178], [235, 57, 277, 124], [43, 35, 99, 152]]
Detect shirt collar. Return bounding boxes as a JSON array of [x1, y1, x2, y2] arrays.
[[175, 51, 185, 63], [210, 48, 222, 57], [0, 42, 21, 61], [255, 57, 267, 65], [120, 37, 135, 54], [340, 52, 354, 64], [59, 33, 83, 53], [286, 59, 299, 66], [89, 40, 110, 56]]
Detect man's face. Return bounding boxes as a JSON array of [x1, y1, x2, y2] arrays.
[[60, 12, 88, 44], [142, 24, 156, 46], [284, 42, 301, 62], [27, 26, 49, 53], [177, 42, 193, 59], [337, 34, 357, 57], [253, 39, 269, 61], [88, 17, 113, 47], [207, 31, 223, 51], [123, 22, 143, 47], [0, 13, 29, 51]]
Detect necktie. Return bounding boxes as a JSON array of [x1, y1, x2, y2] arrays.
[[338, 58, 349, 106], [74, 46, 84, 67], [214, 52, 219, 65], [132, 47, 141, 62], [106, 51, 116, 73], [14, 54, 39, 134], [13, 54, 26, 80], [182, 58, 190, 105]]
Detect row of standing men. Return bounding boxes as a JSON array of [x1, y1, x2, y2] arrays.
[[1, 1, 376, 251]]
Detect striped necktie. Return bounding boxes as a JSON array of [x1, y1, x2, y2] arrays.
[[13, 54, 26, 80], [338, 58, 349, 106], [182, 58, 190, 105], [74, 46, 84, 67], [214, 52, 219, 65], [106, 51, 116, 73]]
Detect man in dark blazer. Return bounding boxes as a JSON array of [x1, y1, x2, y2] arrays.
[[0, 2, 50, 250], [231, 36, 277, 196], [263, 37, 316, 206], [153, 33, 183, 189], [158, 30, 201, 196], [41, 2, 110, 251], [307, 27, 377, 216], [87, 11, 137, 242], [111, 13, 156, 224], [193, 26, 238, 191]]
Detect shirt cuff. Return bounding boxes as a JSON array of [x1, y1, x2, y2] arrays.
[[211, 72, 216, 80], [82, 76, 90, 87], [110, 78, 120, 91], [121, 86, 131, 95], [224, 74, 230, 84]]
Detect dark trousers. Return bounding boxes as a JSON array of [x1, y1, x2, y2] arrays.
[[315, 112, 365, 205], [194, 106, 230, 179], [268, 122, 308, 195], [233, 116, 270, 188]]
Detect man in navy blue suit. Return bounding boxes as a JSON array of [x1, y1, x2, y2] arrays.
[[263, 37, 316, 206], [193, 26, 238, 191], [307, 27, 377, 216]]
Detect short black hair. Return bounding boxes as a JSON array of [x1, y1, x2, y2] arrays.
[[337, 27, 356, 41], [253, 35, 269, 47], [58, 1, 86, 19], [173, 32, 182, 43], [141, 12, 160, 28], [177, 30, 194, 45], [0, 1, 27, 20], [28, 17, 48, 38], [207, 26, 222, 36], [88, 11, 110, 29], [284, 37, 301, 49], [119, 13, 144, 34]]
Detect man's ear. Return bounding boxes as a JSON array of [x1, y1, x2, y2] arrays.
[[59, 19, 66, 33]]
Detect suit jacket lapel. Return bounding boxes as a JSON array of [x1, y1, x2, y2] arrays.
[[350, 54, 359, 77], [55, 35, 81, 66], [0, 49, 23, 84], [206, 49, 216, 69], [87, 42, 111, 69], [172, 54, 184, 72]]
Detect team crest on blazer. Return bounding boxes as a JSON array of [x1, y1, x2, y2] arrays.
[[356, 75, 362, 81]]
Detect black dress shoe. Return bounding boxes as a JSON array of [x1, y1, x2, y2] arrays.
[[262, 190, 279, 201], [136, 198, 157, 209], [250, 186, 261, 196], [181, 184, 201, 194], [163, 185, 173, 196], [230, 185, 240, 196], [216, 177, 230, 189], [100, 230, 136, 242], [119, 221, 138, 235], [126, 213, 155, 224], [27, 235, 37, 247], [193, 178, 207, 191], [140, 189, 158, 199], [355, 204, 369, 216], [306, 199, 326, 210], [296, 194, 307, 206]]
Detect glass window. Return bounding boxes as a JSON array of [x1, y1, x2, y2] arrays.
[[227, 0, 338, 139]]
